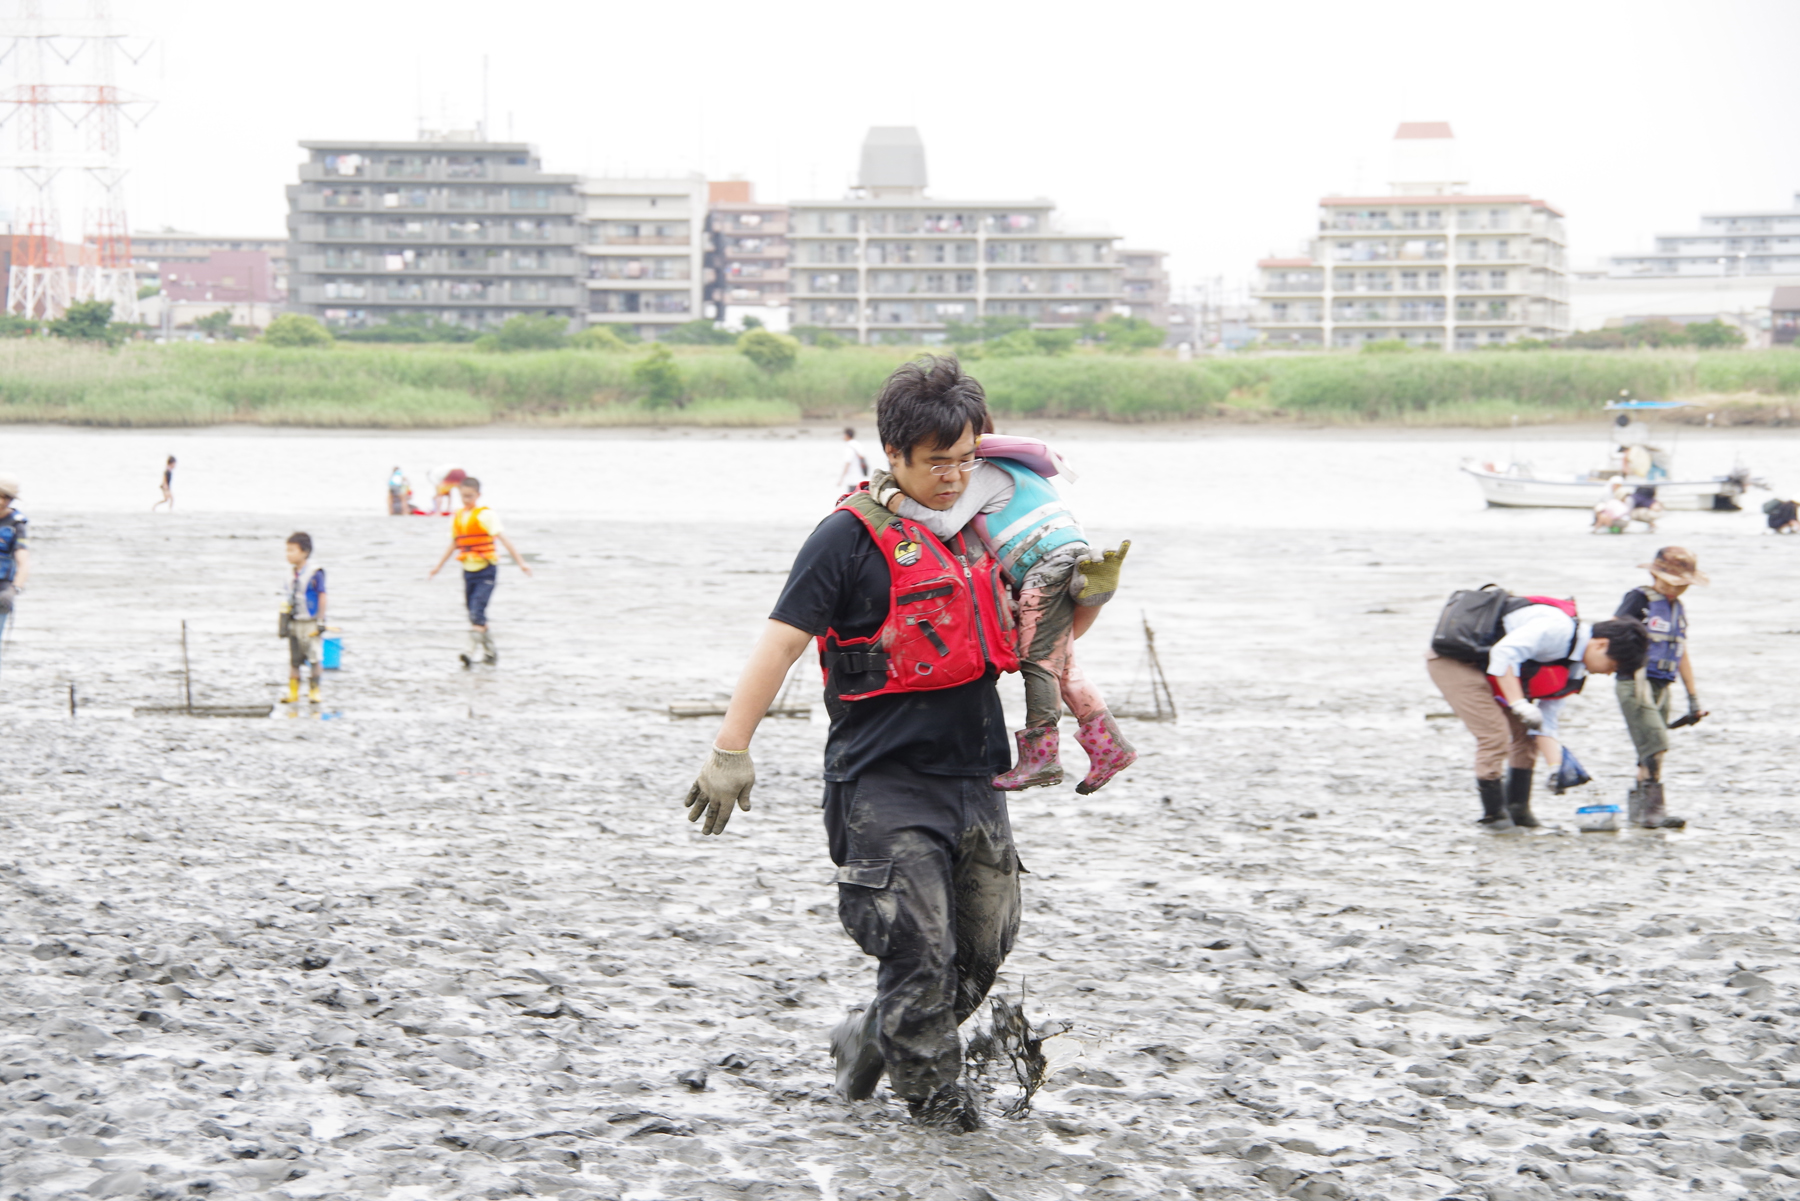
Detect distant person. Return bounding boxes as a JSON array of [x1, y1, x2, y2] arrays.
[[388, 466, 408, 516], [1627, 484, 1662, 534], [0, 473, 30, 676], [1591, 483, 1631, 534], [428, 476, 532, 667], [427, 465, 467, 515], [1614, 547, 1708, 830], [152, 455, 176, 511], [836, 427, 869, 492], [1764, 497, 1798, 533], [1428, 591, 1649, 829], [280, 532, 327, 705]]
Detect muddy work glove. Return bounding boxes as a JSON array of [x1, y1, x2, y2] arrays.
[[1507, 699, 1545, 731], [1669, 692, 1707, 729], [869, 469, 904, 513], [685, 746, 755, 835], [1072, 540, 1131, 607]]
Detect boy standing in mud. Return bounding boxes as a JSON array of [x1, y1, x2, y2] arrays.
[[681, 358, 1023, 1133], [428, 477, 532, 667]]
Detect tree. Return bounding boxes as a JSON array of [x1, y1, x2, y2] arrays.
[[49, 300, 124, 346], [740, 315, 764, 331], [482, 313, 568, 352], [979, 328, 1077, 357], [136, 283, 161, 300], [659, 319, 737, 345], [631, 343, 685, 408], [1081, 314, 1165, 351], [1617, 317, 1690, 348], [337, 312, 480, 343], [194, 309, 236, 340], [570, 324, 629, 351], [262, 314, 335, 348], [790, 324, 847, 348], [737, 328, 800, 372], [1685, 319, 1746, 348], [944, 314, 1029, 345]]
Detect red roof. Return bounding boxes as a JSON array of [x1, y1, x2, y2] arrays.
[[1395, 122, 1454, 140], [1257, 257, 1316, 268], [1318, 194, 1564, 218]]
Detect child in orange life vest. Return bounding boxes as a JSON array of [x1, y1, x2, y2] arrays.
[[429, 477, 532, 667], [871, 433, 1135, 795]]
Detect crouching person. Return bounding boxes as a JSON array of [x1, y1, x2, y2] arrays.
[[1428, 593, 1649, 829], [681, 357, 1021, 1132]]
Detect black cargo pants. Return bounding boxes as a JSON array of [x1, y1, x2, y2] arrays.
[[823, 759, 1022, 1101]]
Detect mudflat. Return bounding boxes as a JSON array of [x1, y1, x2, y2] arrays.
[[1, 428, 1797, 1200]]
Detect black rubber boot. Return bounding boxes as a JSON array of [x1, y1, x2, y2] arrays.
[[1476, 777, 1510, 827], [1504, 767, 1539, 828], [907, 1081, 983, 1133], [829, 1005, 884, 1101], [1637, 781, 1687, 830]]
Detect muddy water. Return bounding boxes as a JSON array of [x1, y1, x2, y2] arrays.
[[2, 425, 1798, 1201]]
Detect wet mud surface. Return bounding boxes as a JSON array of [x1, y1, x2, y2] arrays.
[[3, 430, 1800, 1200]]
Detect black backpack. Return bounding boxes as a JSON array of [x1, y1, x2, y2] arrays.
[[1430, 584, 1537, 668]]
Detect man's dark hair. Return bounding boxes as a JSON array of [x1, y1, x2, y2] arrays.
[[460, 476, 481, 493], [875, 356, 988, 463], [1591, 616, 1648, 676], [843, 426, 855, 438], [287, 531, 313, 555]]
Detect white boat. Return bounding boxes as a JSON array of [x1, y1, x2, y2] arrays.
[[1461, 461, 1759, 511], [1463, 398, 1767, 511]]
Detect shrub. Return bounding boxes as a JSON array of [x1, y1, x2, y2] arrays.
[[659, 319, 736, 346], [262, 314, 334, 348], [737, 328, 801, 372], [485, 313, 569, 352], [1360, 338, 1413, 355], [571, 324, 630, 351], [790, 324, 849, 348], [632, 343, 685, 408], [1080, 314, 1165, 351], [49, 300, 125, 347]]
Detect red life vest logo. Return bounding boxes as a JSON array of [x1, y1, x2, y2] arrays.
[[1647, 616, 1672, 633], [893, 540, 922, 567]]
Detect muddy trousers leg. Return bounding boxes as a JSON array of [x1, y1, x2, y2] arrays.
[[1428, 654, 1533, 819], [1017, 579, 1105, 727], [824, 762, 1022, 1101]]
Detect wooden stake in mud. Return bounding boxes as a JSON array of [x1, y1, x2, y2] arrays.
[[1142, 614, 1177, 721], [181, 619, 193, 712]]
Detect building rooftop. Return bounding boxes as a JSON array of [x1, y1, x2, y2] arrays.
[[1257, 258, 1316, 268], [1394, 121, 1454, 140], [859, 126, 927, 191], [299, 139, 535, 152], [1319, 193, 1564, 217], [1773, 286, 1800, 311]]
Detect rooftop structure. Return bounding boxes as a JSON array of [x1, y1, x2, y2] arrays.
[[1606, 192, 1800, 278], [285, 139, 582, 331], [1251, 123, 1570, 349], [787, 127, 1124, 344]]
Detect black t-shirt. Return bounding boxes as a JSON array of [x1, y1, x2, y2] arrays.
[[770, 509, 1010, 782], [1614, 587, 1652, 621]]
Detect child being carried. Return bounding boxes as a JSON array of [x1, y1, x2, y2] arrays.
[[872, 432, 1136, 794]]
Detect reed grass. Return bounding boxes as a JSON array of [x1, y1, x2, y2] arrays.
[[0, 339, 1793, 428]]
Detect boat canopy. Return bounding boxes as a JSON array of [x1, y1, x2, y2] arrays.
[[1604, 400, 1692, 411]]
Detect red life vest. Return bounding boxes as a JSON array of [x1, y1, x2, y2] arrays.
[[1487, 595, 1586, 701], [819, 489, 1019, 701]]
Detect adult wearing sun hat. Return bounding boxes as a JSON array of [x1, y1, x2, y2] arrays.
[[1613, 546, 1709, 829]]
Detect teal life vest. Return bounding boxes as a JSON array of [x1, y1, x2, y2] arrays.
[[985, 458, 1086, 578]]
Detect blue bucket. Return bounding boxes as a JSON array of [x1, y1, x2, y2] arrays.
[[321, 632, 343, 670]]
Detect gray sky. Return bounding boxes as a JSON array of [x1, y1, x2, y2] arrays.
[[13, 0, 1800, 294]]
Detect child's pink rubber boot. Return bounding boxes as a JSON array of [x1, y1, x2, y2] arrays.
[[1074, 711, 1137, 794], [992, 726, 1064, 791]]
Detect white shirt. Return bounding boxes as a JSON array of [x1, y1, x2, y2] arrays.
[[1487, 604, 1590, 680]]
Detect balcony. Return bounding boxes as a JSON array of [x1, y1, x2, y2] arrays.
[[1259, 279, 1324, 293]]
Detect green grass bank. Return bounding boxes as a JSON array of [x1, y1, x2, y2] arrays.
[[0, 340, 1796, 429]]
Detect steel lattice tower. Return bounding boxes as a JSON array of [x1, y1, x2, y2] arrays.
[[0, 0, 150, 319]]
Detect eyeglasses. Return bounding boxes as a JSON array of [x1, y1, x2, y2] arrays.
[[927, 457, 986, 478]]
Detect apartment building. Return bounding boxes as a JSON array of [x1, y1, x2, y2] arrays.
[[286, 138, 581, 331], [788, 127, 1123, 344], [578, 176, 706, 338], [133, 233, 288, 297], [1117, 249, 1170, 327], [1608, 193, 1800, 278], [704, 180, 788, 330], [1252, 123, 1570, 350]]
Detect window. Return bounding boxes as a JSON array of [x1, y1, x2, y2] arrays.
[[872, 272, 914, 295], [448, 190, 491, 211], [321, 187, 365, 209], [383, 188, 428, 209], [324, 153, 365, 177], [446, 280, 493, 301], [1457, 270, 1480, 291], [384, 155, 426, 179], [323, 216, 366, 238], [645, 292, 691, 314], [382, 249, 418, 271], [955, 272, 976, 293], [512, 251, 544, 270], [381, 220, 427, 240], [511, 280, 550, 301], [1495, 240, 1512, 260], [590, 291, 640, 313], [450, 248, 502, 270], [323, 280, 367, 299], [922, 273, 948, 293], [1487, 329, 1507, 343], [383, 280, 424, 301], [1489, 270, 1508, 291], [445, 156, 488, 180], [446, 220, 490, 241], [985, 212, 1040, 233], [323, 247, 365, 268], [511, 220, 551, 241], [1398, 271, 1419, 291], [509, 187, 551, 210]]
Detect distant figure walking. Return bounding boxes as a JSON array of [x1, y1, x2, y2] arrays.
[[152, 456, 176, 511], [428, 476, 532, 667], [427, 465, 467, 515], [388, 466, 409, 516], [836, 427, 869, 493]]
